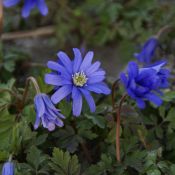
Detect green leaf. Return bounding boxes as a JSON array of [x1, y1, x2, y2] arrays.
[[4, 60, 15, 72], [77, 120, 97, 140], [49, 148, 80, 175], [26, 146, 49, 173], [86, 154, 112, 175], [146, 169, 161, 175], [59, 100, 72, 117], [85, 114, 106, 129], [162, 91, 175, 102], [52, 126, 81, 153], [0, 108, 15, 150]]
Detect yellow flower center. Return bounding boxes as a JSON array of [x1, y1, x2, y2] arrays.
[[72, 71, 88, 87]]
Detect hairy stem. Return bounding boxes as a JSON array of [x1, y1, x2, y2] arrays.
[[20, 76, 41, 112], [116, 94, 127, 162]]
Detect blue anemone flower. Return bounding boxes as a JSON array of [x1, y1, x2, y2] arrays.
[[120, 61, 169, 109], [34, 93, 65, 131], [3, 0, 48, 18], [2, 162, 14, 175], [134, 37, 158, 64], [45, 48, 111, 117]]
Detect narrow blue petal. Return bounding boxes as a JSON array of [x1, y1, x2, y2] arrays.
[[80, 88, 96, 112], [72, 87, 82, 117], [88, 70, 105, 77], [34, 115, 40, 129], [36, 0, 48, 16], [45, 74, 63, 86], [120, 73, 128, 88], [2, 162, 14, 175], [51, 85, 72, 104], [57, 51, 72, 74], [80, 51, 94, 71], [55, 119, 64, 127], [45, 74, 71, 86], [88, 75, 105, 84], [3, 0, 20, 7], [86, 83, 111, 95], [34, 94, 45, 117], [22, 0, 34, 18], [128, 61, 138, 79], [73, 48, 82, 73], [47, 61, 71, 80], [145, 93, 162, 106], [85, 61, 101, 75], [136, 98, 146, 109]]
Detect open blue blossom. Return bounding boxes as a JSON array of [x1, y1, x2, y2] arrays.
[[134, 37, 158, 64], [45, 48, 111, 117], [2, 162, 14, 175], [3, 0, 48, 18], [120, 61, 169, 109], [34, 93, 65, 131]]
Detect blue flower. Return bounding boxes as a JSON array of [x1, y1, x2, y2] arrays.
[[3, 0, 48, 18], [34, 93, 65, 131], [2, 162, 14, 175], [45, 48, 111, 117], [120, 61, 169, 109], [134, 37, 158, 64]]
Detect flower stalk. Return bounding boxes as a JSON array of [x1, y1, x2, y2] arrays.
[[20, 76, 41, 111], [116, 94, 127, 162]]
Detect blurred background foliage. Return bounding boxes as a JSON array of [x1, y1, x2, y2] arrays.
[[1, 0, 175, 174]]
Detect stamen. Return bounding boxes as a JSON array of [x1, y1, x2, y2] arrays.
[[72, 71, 88, 87]]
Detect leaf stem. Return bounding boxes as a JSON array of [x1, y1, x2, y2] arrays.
[[116, 94, 127, 162]]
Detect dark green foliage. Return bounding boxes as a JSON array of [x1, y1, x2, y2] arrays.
[[2, 0, 175, 175]]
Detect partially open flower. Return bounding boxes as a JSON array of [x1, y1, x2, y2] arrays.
[[34, 93, 65, 131], [3, 0, 48, 18], [120, 61, 170, 108]]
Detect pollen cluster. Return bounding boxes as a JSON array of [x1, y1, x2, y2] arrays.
[[72, 71, 88, 87]]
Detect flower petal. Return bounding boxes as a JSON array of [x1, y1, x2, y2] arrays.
[[88, 75, 105, 84], [136, 98, 145, 109], [22, 0, 35, 18], [80, 88, 96, 112], [34, 94, 45, 117], [47, 61, 71, 80], [45, 73, 71, 86], [80, 51, 94, 71], [3, 0, 20, 7], [120, 73, 128, 88], [85, 61, 101, 76], [72, 87, 82, 117], [51, 85, 72, 104], [145, 93, 162, 106], [36, 0, 48, 16], [128, 61, 138, 79], [57, 51, 72, 74], [73, 48, 82, 73], [86, 83, 111, 95]]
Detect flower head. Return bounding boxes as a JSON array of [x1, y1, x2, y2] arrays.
[[3, 0, 48, 18], [120, 61, 169, 109], [34, 93, 65, 131], [45, 48, 111, 117], [2, 162, 14, 175], [134, 37, 158, 64]]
